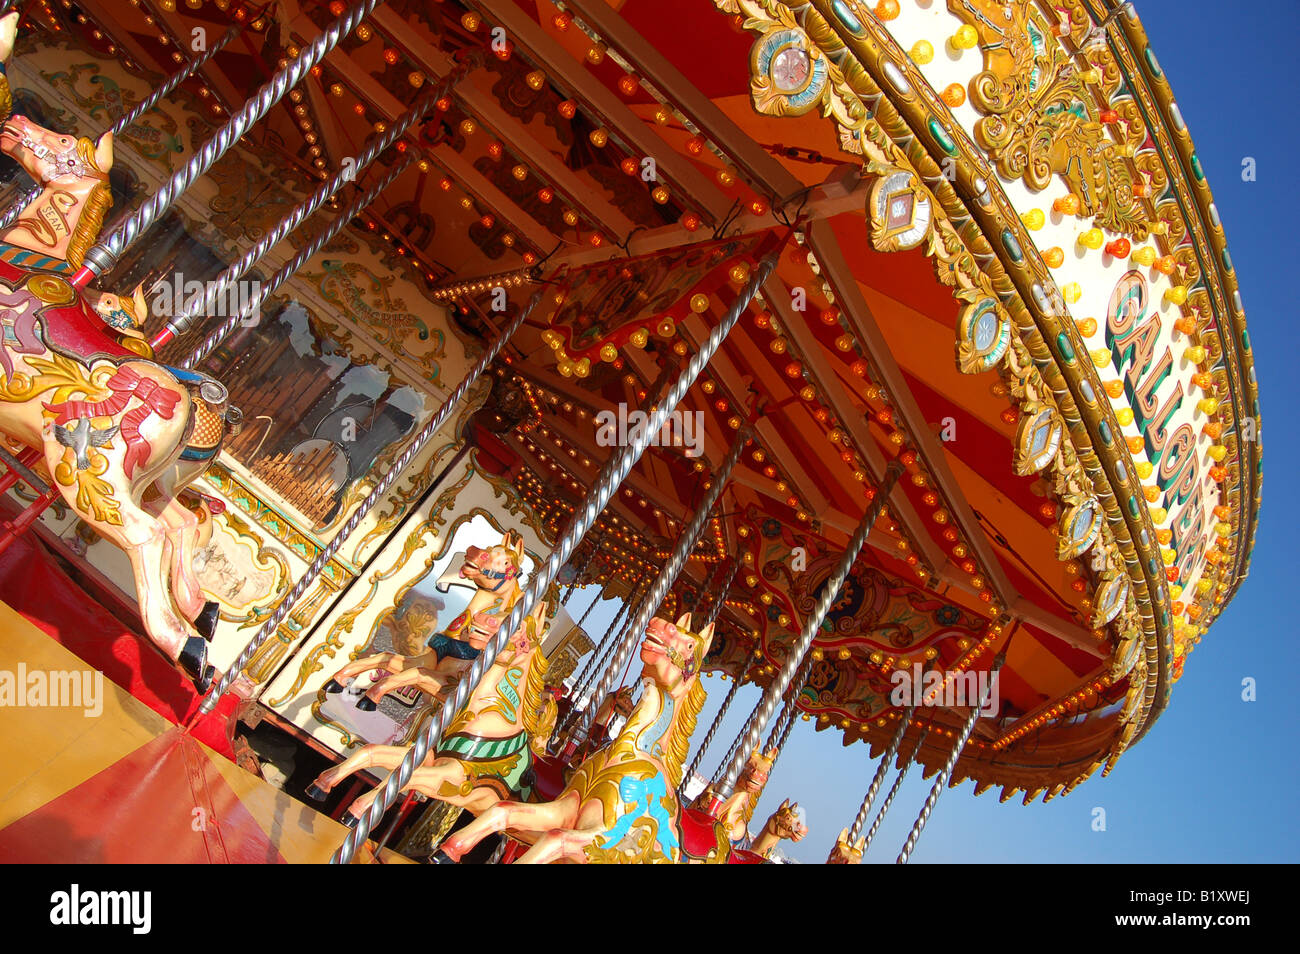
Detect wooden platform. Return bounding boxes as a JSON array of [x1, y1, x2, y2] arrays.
[[0, 602, 407, 863]]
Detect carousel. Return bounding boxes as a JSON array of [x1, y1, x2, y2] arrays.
[[0, 0, 1259, 864]]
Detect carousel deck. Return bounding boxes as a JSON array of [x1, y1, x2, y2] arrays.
[[0, 602, 405, 864]]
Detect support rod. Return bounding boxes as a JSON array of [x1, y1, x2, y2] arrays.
[[198, 288, 541, 713], [152, 57, 473, 347], [564, 430, 749, 757], [709, 460, 904, 808], [895, 653, 1004, 864], [861, 721, 931, 854], [182, 151, 415, 368], [846, 704, 916, 843], [71, 0, 386, 287], [331, 249, 779, 863]]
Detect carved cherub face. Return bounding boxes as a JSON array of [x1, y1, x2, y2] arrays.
[[640, 612, 714, 693], [739, 747, 778, 794], [462, 531, 524, 592], [0, 114, 111, 186]]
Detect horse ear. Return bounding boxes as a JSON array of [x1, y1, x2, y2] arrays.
[[532, 600, 547, 624], [130, 283, 148, 327], [854, 837, 866, 851], [697, 621, 715, 653], [838, 827, 849, 842], [94, 131, 114, 171], [780, 798, 789, 809], [510, 533, 525, 559], [675, 612, 692, 631]]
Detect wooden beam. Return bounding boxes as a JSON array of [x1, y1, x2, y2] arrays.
[[808, 217, 1018, 611]]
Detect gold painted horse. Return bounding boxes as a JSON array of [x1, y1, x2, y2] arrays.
[[827, 827, 866, 864], [743, 798, 808, 860], [0, 16, 237, 689], [308, 601, 554, 822], [323, 531, 526, 710], [434, 612, 713, 864]]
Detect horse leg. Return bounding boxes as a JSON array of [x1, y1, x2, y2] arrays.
[[41, 440, 212, 690], [435, 794, 578, 863], [359, 665, 448, 709], [514, 826, 602, 865], [151, 486, 207, 623], [306, 743, 411, 802], [324, 650, 435, 694]]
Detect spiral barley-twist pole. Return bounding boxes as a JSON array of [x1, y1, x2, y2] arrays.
[[0, 21, 246, 231], [331, 250, 778, 863], [198, 288, 542, 714], [861, 721, 931, 854], [895, 653, 1004, 864], [73, 0, 386, 287], [845, 703, 916, 843], [710, 460, 903, 807], [156, 58, 474, 346], [569, 429, 749, 750], [182, 151, 415, 368]]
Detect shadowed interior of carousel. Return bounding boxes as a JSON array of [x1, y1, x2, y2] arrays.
[[0, 532, 406, 864]]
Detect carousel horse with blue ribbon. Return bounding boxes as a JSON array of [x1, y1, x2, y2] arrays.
[[0, 13, 238, 689], [323, 531, 526, 710], [432, 612, 713, 864]]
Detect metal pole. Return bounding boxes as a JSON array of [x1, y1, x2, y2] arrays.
[[679, 671, 740, 797], [197, 288, 543, 713], [181, 151, 415, 369], [0, 21, 246, 230], [152, 59, 473, 347], [895, 653, 1004, 864], [709, 461, 904, 810], [71, 0, 387, 287], [331, 250, 779, 863], [845, 704, 916, 843], [564, 431, 749, 759], [861, 721, 931, 854]]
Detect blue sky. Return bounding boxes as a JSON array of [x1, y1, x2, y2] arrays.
[[568, 0, 1300, 863]]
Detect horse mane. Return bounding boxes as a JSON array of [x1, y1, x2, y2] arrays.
[[662, 678, 707, 789], [61, 137, 112, 269], [519, 617, 551, 742]]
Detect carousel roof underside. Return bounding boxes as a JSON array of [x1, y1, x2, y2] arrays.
[[23, 0, 1260, 800]]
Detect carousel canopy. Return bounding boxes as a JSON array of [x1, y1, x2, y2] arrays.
[[22, 0, 1259, 801]]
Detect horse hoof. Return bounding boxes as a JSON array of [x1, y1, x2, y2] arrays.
[[179, 637, 214, 692], [427, 849, 457, 864], [356, 696, 378, 712], [304, 782, 330, 802], [194, 601, 220, 641], [343, 812, 362, 829], [322, 679, 345, 694]]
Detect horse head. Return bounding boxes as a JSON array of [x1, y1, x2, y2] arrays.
[[768, 799, 808, 844], [0, 114, 112, 189], [461, 530, 524, 595], [828, 827, 865, 864], [640, 611, 714, 697]]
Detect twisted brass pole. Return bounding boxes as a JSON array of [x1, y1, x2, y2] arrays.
[[72, 0, 386, 287], [155, 58, 474, 347], [861, 721, 931, 854], [846, 704, 916, 843], [332, 251, 779, 863], [0, 22, 245, 230], [710, 461, 904, 809], [197, 286, 540, 713], [564, 431, 749, 758], [895, 653, 1004, 864]]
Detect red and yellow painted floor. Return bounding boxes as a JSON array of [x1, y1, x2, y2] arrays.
[[0, 587, 407, 863]]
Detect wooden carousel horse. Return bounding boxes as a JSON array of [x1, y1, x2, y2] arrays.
[[432, 612, 713, 864], [308, 601, 554, 821], [728, 799, 807, 864], [322, 532, 525, 710], [681, 746, 778, 863], [0, 20, 237, 689], [827, 828, 866, 864]]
